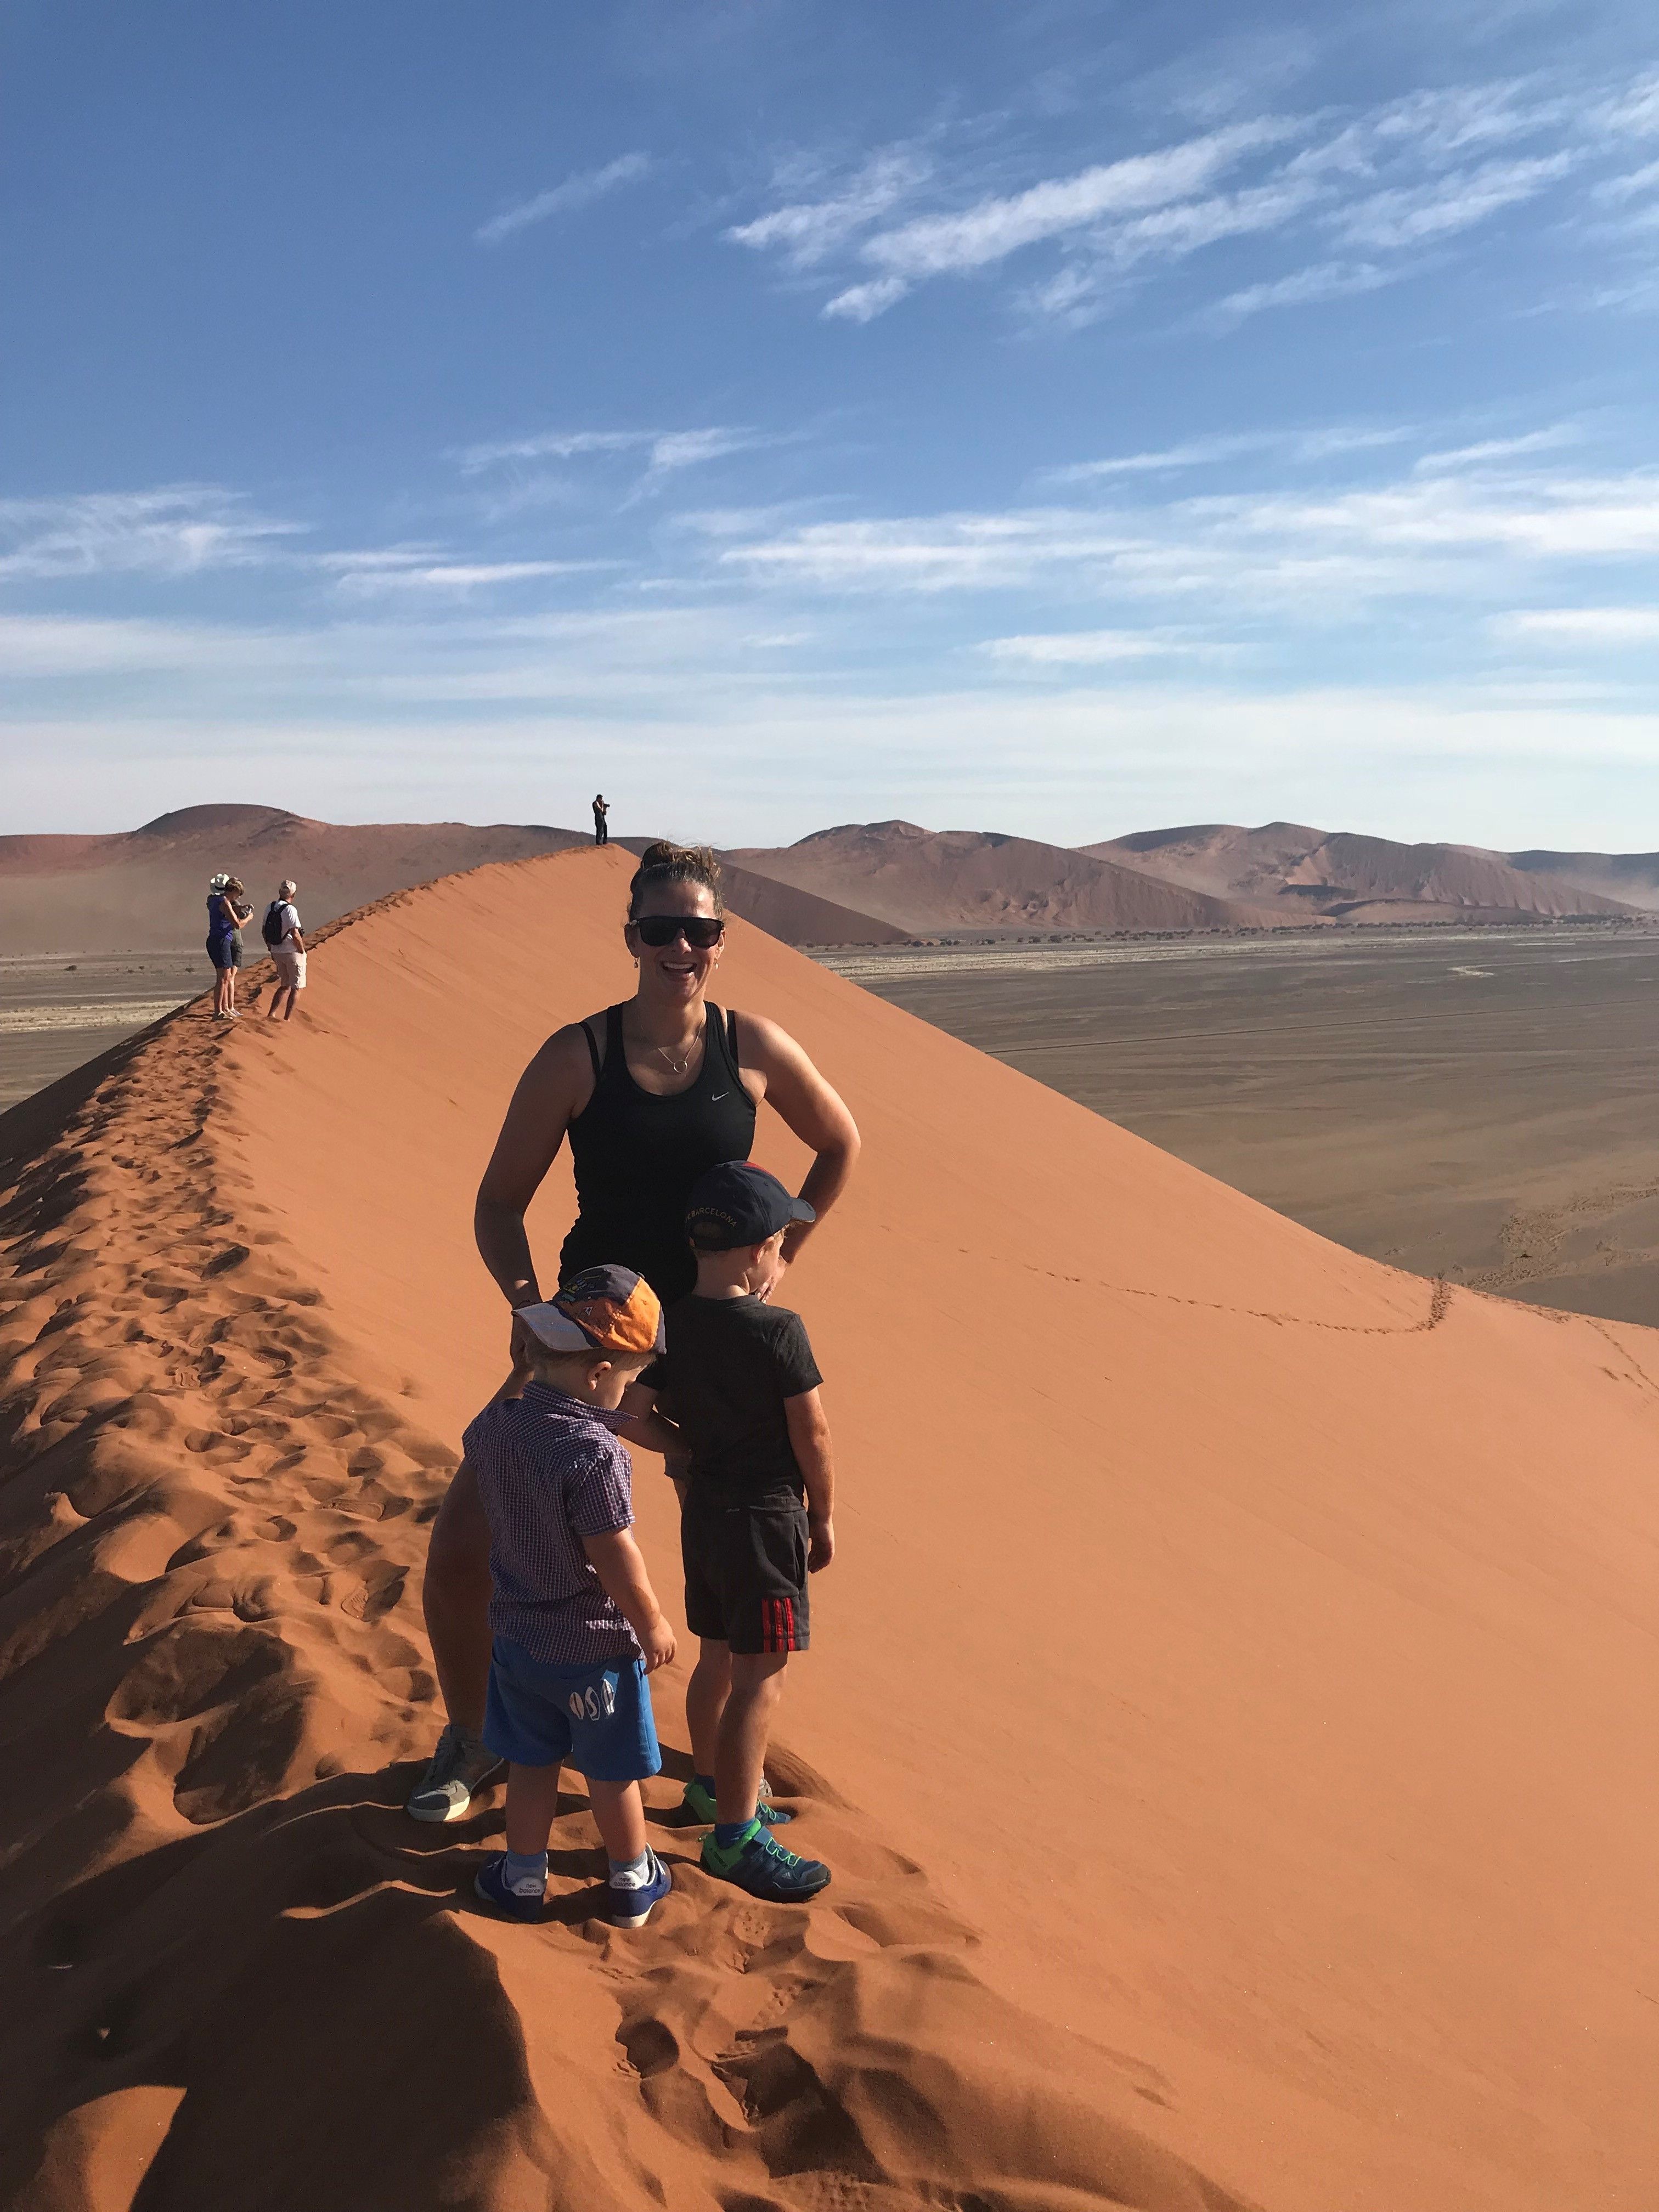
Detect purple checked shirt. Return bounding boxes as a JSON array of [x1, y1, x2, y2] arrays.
[[463, 1382, 641, 1666]]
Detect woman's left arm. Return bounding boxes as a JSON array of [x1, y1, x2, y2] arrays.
[[737, 1014, 860, 1265]]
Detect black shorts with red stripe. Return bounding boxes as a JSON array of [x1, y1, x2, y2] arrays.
[[681, 1493, 810, 1656]]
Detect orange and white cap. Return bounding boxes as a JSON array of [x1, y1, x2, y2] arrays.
[[516, 1266, 664, 1357]]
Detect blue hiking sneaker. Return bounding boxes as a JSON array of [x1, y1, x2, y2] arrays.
[[682, 1775, 793, 1827], [607, 1848, 672, 1929], [701, 1819, 831, 1902], [473, 1853, 546, 1922]]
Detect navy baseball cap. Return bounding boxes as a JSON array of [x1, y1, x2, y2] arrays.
[[685, 1163, 815, 1251]]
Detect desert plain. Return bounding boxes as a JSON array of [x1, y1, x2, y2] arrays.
[[826, 922, 1659, 1327]]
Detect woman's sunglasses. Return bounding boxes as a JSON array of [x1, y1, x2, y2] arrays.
[[631, 915, 725, 949]]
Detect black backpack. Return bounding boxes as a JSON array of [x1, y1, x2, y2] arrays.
[[261, 900, 286, 948]]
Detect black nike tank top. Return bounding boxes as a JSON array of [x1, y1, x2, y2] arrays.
[[559, 1002, 758, 1302]]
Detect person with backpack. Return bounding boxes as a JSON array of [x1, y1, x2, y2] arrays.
[[592, 794, 610, 846], [263, 879, 307, 1022]]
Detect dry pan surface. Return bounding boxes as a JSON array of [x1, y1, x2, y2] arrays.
[[0, 957, 203, 1111], [825, 925, 1659, 1329], [2, 846, 1657, 2211]]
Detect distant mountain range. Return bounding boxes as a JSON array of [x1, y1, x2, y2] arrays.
[[732, 818, 1650, 935], [0, 805, 906, 956], [1087, 822, 1646, 926], [727, 820, 1285, 936], [3, 804, 1653, 956]]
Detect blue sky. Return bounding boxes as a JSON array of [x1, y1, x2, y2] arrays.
[[4, 0, 1657, 848]]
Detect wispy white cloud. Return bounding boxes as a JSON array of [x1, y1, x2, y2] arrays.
[[1049, 434, 1281, 482], [1209, 258, 1397, 323], [456, 425, 767, 477], [708, 444, 1659, 614], [645, 428, 762, 473], [1593, 157, 1659, 205], [823, 277, 910, 323], [0, 612, 304, 676], [0, 487, 304, 581], [1601, 71, 1659, 138], [1413, 426, 1582, 471], [727, 68, 1651, 330], [859, 123, 1294, 282], [1048, 425, 1414, 482], [983, 629, 1222, 664], [476, 152, 652, 245], [1330, 151, 1574, 249], [1493, 606, 1659, 644], [456, 429, 647, 470], [326, 557, 615, 596], [726, 150, 930, 268]]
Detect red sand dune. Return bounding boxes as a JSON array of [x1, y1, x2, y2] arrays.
[[1092, 822, 1639, 923], [1507, 847, 1659, 912], [0, 804, 905, 955], [731, 820, 1279, 935], [2, 845, 1657, 2210], [706, 862, 909, 947]]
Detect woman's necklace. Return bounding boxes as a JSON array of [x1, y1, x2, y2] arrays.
[[653, 1027, 700, 1078]]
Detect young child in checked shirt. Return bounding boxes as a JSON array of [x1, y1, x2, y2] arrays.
[[464, 1266, 680, 1927]]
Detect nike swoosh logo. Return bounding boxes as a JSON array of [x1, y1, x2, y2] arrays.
[[710, 1091, 728, 1101]]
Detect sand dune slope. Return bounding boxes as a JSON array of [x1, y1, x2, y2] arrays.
[[1093, 822, 1638, 921], [1508, 846, 1659, 911], [2, 847, 1657, 2211], [731, 820, 1274, 934]]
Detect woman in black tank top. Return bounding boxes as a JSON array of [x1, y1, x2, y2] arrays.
[[560, 999, 757, 1300], [471, 842, 859, 1337], [408, 842, 861, 1822]]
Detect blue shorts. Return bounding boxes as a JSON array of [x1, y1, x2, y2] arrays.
[[482, 1637, 661, 1781]]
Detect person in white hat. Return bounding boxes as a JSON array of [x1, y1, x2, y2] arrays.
[[263, 879, 307, 1022], [206, 873, 252, 1019]]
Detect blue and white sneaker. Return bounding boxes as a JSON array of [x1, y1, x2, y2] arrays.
[[607, 1848, 672, 1929], [681, 1775, 793, 1827], [473, 1853, 546, 1922], [701, 1821, 830, 1902]]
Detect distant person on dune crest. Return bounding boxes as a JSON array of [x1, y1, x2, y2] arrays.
[[206, 872, 252, 1019], [635, 1161, 836, 1902], [262, 879, 307, 1021], [408, 839, 860, 1829], [592, 793, 610, 846], [466, 1269, 681, 1928]]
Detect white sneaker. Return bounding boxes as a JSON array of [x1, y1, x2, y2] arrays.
[[407, 1723, 504, 1822]]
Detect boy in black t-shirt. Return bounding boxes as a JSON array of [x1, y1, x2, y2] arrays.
[[646, 1161, 836, 1902]]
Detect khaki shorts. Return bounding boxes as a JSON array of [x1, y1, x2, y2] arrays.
[[273, 943, 307, 989]]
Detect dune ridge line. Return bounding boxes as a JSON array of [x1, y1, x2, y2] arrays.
[[0, 864, 1253, 2211]]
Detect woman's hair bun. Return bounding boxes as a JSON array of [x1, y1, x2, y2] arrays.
[[628, 841, 724, 918]]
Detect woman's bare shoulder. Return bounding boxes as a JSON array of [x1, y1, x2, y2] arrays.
[[727, 1007, 808, 1068], [513, 1010, 610, 1097]]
